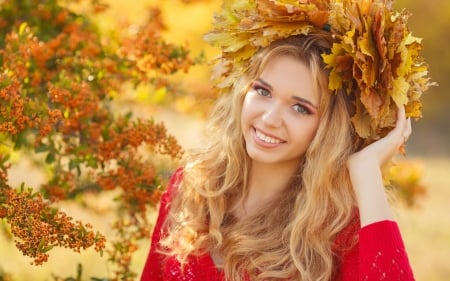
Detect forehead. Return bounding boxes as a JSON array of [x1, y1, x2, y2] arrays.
[[258, 55, 318, 104]]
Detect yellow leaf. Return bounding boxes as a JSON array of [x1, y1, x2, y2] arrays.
[[405, 100, 422, 118], [260, 23, 312, 44], [328, 69, 343, 90], [152, 87, 167, 104], [203, 32, 249, 52], [220, 0, 256, 25], [341, 28, 356, 52], [329, 1, 351, 33], [359, 33, 376, 59], [19, 22, 28, 36], [396, 33, 421, 77], [322, 43, 346, 91], [351, 99, 372, 139], [210, 59, 232, 82], [135, 84, 151, 103], [391, 77, 409, 107], [258, 0, 319, 18], [352, 115, 372, 140], [378, 99, 396, 128], [404, 33, 422, 45], [322, 43, 343, 67]]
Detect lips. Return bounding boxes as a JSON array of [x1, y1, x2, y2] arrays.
[[253, 128, 285, 144]]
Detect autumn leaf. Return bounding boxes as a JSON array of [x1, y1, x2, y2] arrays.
[[388, 160, 426, 207], [405, 100, 422, 118], [360, 88, 383, 118], [351, 97, 373, 139], [391, 77, 409, 107]]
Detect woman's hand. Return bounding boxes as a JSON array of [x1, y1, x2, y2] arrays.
[[349, 106, 412, 169], [347, 106, 412, 226]]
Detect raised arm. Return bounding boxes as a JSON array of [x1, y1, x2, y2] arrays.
[[347, 107, 411, 227], [342, 107, 415, 280]]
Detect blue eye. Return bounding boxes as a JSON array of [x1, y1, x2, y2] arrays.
[[254, 86, 271, 97], [292, 104, 310, 114]]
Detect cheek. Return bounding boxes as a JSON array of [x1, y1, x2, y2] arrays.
[[292, 119, 320, 146], [240, 95, 255, 127], [307, 123, 320, 144]]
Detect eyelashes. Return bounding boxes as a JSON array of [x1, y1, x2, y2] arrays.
[[251, 82, 271, 97], [292, 104, 311, 114], [251, 82, 313, 115]]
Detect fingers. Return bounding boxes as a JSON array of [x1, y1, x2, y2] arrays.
[[397, 104, 406, 121], [397, 106, 412, 144], [403, 117, 412, 143], [350, 106, 412, 166], [394, 106, 412, 156], [389, 107, 405, 142]]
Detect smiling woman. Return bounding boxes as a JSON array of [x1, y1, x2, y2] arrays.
[[241, 43, 321, 183], [141, 27, 416, 281], [138, 0, 434, 280]]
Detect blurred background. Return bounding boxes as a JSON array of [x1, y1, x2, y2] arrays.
[[84, 0, 450, 157], [0, 0, 449, 280], [394, 0, 450, 157]]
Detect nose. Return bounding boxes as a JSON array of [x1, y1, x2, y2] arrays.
[[262, 104, 282, 128]]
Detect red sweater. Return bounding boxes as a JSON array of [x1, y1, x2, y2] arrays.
[[141, 170, 415, 281]]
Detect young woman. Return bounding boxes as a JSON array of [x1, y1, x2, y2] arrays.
[[140, 31, 415, 281]]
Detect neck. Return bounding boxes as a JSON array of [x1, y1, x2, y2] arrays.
[[238, 160, 300, 217]]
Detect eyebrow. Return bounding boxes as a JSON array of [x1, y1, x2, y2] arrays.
[[255, 78, 318, 109]]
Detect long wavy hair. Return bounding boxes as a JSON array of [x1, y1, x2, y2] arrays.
[[160, 32, 361, 281]]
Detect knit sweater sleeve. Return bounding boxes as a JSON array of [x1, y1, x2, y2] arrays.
[[340, 220, 415, 281], [140, 169, 182, 281]]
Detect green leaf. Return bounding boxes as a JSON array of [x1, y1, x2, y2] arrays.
[[0, 154, 10, 164], [45, 153, 55, 164], [69, 159, 80, 171], [35, 144, 50, 153], [41, 245, 54, 253]]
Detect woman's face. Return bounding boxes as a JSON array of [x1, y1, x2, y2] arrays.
[[241, 55, 321, 168]]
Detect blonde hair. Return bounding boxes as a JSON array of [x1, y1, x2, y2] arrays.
[[160, 32, 360, 281]]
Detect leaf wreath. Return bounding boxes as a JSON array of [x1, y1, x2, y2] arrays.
[[204, 0, 435, 141]]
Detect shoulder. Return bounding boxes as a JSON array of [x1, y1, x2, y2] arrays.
[[167, 167, 184, 191], [159, 167, 184, 208]]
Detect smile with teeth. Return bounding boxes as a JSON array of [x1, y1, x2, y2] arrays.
[[255, 129, 284, 144]]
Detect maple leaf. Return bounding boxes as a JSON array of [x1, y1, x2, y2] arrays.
[[391, 77, 409, 107], [405, 100, 422, 118], [322, 43, 345, 91], [351, 97, 373, 139], [360, 88, 383, 118]]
